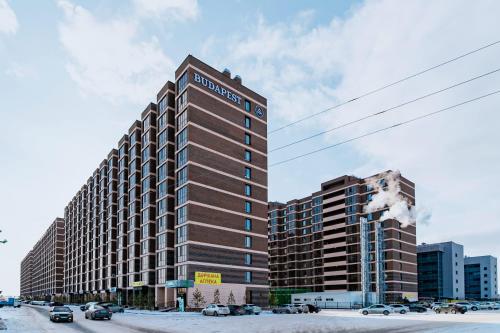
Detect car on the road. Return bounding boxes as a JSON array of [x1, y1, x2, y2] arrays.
[[272, 304, 299, 314], [454, 302, 478, 311], [100, 303, 124, 313], [227, 305, 246, 316], [430, 302, 444, 309], [49, 306, 74, 323], [389, 304, 409, 314], [359, 304, 394, 316], [241, 304, 262, 315], [85, 305, 112, 320], [292, 303, 310, 314], [201, 304, 230, 316], [80, 301, 99, 311], [305, 304, 321, 313], [479, 302, 499, 310], [434, 304, 467, 314], [408, 304, 427, 313]]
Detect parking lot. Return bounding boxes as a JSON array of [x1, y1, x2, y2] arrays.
[[2, 305, 500, 332]]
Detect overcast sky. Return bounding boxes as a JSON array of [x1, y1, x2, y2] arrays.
[[1, 0, 499, 296]]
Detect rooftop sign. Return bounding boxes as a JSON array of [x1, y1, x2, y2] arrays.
[[194, 72, 242, 105]]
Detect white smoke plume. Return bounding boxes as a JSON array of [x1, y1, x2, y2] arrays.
[[364, 170, 431, 227]]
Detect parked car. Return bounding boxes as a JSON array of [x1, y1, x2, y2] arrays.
[[430, 302, 444, 310], [305, 304, 321, 313], [227, 305, 246, 316], [389, 304, 409, 314], [201, 304, 230, 316], [80, 302, 98, 312], [49, 302, 64, 307], [359, 304, 394, 316], [480, 302, 499, 310], [454, 302, 477, 311], [241, 304, 262, 315], [49, 306, 74, 322], [100, 303, 124, 313], [292, 303, 310, 314], [408, 304, 427, 313], [85, 305, 112, 320], [434, 304, 467, 314], [272, 304, 298, 314]]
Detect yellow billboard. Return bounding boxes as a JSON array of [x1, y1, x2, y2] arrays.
[[195, 272, 221, 285], [131, 281, 145, 287]]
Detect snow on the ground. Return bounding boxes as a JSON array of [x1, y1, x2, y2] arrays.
[[109, 309, 500, 333]]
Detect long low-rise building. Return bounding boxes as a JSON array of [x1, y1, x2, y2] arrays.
[[20, 218, 65, 300]]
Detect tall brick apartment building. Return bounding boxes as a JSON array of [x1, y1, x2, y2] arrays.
[[268, 171, 417, 303], [20, 218, 65, 299], [22, 55, 270, 307]]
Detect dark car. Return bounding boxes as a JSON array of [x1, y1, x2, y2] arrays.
[[408, 304, 427, 313], [49, 306, 74, 323], [227, 305, 246, 316], [85, 305, 112, 320], [49, 302, 64, 307], [305, 304, 321, 313]]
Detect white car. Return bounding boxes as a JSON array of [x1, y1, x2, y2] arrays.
[[431, 302, 444, 310], [480, 302, 499, 310], [201, 304, 230, 316], [272, 304, 298, 314], [359, 304, 394, 316], [389, 304, 409, 314], [292, 303, 310, 314]]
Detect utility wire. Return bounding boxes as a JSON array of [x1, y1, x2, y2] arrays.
[[270, 68, 500, 152], [268, 40, 500, 134], [269, 90, 500, 167]]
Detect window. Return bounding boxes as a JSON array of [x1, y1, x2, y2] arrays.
[[142, 147, 150, 160], [245, 236, 252, 248], [177, 206, 187, 224], [245, 184, 252, 196], [177, 111, 187, 130], [177, 186, 187, 205], [158, 181, 167, 198], [177, 225, 187, 243], [245, 133, 251, 145], [177, 148, 188, 167], [142, 161, 150, 175], [157, 147, 167, 164], [244, 167, 251, 179], [158, 164, 167, 181], [143, 116, 151, 130], [158, 113, 167, 130], [177, 71, 188, 92], [142, 177, 150, 191], [177, 245, 187, 263], [157, 198, 167, 215], [245, 100, 251, 112], [245, 271, 252, 283], [245, 201, 252, 213], [244, 116, 251, 129], [177, 167, 188, 186], [244, 150, 251, 162], [245, 218, 252, 231], [178, 91, 188, 112], [157, 234, 166, 249], [176, 128, 188, 150], [245, 253, 252, 265]]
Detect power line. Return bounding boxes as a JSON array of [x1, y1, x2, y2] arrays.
[[268, 39, 500, 134], [269, 90, 500, 167], [269, 68, 500, 152]]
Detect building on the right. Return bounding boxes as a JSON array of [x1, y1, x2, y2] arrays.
[[416, 241, 465, 300], [464, 255, 498, 300], [268, 170, 417, 304]]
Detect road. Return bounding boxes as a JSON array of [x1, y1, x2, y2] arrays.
[[2, 305, 500, 332]]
